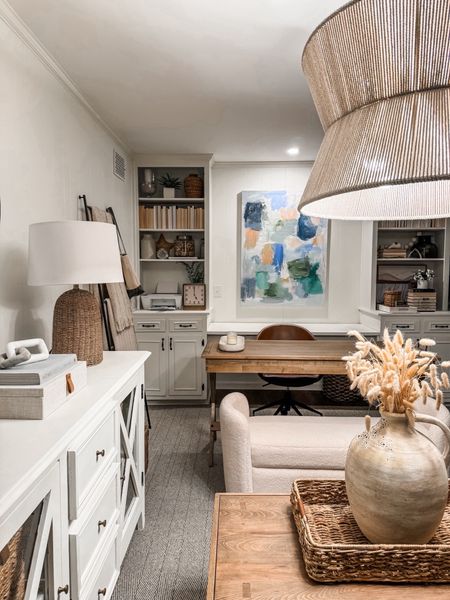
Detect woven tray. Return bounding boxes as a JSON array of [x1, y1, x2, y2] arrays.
[[290, 479, 450, 583]]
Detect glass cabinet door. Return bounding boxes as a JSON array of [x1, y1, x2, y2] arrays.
[[0, 463, 66, 600], [118, 379, 144, 560]]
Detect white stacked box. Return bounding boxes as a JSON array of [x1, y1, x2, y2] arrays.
[[0, 355, 87, 419]]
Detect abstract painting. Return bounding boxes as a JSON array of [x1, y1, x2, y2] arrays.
[[239, 191, 328, 306]]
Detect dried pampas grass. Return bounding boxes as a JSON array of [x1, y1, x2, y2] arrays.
[[345, 329, 450, 417]]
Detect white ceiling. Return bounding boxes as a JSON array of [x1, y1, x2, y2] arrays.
[[9, 0, 344, 160]]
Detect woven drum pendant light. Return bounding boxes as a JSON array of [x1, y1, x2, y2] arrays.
[[299, 0, 450, 220]]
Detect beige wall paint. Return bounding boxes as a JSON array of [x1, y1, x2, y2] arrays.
[[210, 162, 362, 324], [0, 13, 132, 350]]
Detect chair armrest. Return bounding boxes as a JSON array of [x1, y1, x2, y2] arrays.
[[220, 393, 253, 492]]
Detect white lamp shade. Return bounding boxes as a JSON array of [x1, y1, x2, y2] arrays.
[[28, 221, 124, 285]]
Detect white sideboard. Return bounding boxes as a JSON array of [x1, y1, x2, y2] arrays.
[[0, 351, 149, 600]]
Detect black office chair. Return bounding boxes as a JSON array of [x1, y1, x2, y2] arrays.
[[252, 324, 322, 416]]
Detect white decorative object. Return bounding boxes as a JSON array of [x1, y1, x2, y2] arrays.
[[163, 187, 175, 199], [417, 279, 429, 289], [5, 338, 49, 365], [140, 234, 155, 259], [219, 335, 245, 352], [0, 361, 86, 419], [226, 332, 237, 345]]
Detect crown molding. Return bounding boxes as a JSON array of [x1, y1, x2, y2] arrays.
[[0, 0, 130, 153], [213, 160, 315, 168]]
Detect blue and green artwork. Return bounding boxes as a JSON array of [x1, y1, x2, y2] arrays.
[[240, 191, 328, 306]]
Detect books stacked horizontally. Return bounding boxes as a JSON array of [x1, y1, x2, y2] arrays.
[[378, 305, 418, 313], [378, 247, 407, 259], [0, 354, 87, 419], [407, 289, 437, 312]]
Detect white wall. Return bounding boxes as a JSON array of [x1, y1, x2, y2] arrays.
[[0, 8, 133, 350], [210, 162, 362, 324]]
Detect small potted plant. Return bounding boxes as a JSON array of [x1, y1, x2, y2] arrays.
[[157, 173, 181, 199], [413, 267, 434, 290]]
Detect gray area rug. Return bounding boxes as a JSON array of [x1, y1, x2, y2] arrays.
[[112, 406, 224, 600], [113, 403, 371, 599]]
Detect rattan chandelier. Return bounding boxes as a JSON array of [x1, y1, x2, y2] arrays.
[[299, 0, 450, 220]]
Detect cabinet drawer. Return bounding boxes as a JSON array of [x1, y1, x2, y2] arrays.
[[135, 319, 165, 332], [169, 319, 203, 331], [423, 319, 450, 334], [70, 465, 119, 590], [68, 413, 116, 520], [82, 529, 118, 600], [383, 318, 421, 334]]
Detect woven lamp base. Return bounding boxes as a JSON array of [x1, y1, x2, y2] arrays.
[[52, 288, 103, 366]]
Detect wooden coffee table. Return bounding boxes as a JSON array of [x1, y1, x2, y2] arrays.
[[207, 493, 450, 599]]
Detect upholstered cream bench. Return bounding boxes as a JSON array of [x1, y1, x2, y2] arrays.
[[220, 392, 450, 493]]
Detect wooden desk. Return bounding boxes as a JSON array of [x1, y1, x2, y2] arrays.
[[202, 339, 355, 465], [207, 493, 450, 599]]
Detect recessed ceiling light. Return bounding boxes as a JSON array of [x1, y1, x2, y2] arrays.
[[286, 147, 299, 156]]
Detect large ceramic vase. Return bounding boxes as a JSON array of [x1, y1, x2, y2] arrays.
[[345, 410, 450, 544]]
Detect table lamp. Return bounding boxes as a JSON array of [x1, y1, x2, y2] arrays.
[[28, 221, 123, 365]]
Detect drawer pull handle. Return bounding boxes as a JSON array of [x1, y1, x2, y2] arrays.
[[98, 588, 107, 598], [170, 337, 173, 351], [434, 324, 449, 329], [142, 323, 156, 328], [394, 324, 412, 329], [179, 323, 193, 328], [57, 585, 69, 596], [161, 337, 165, 351], [96, 449, 105, 461], [98, 519, 107, 531]]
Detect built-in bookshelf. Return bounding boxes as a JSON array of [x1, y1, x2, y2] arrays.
[[375, 218, 450, 311], [135, 159, 211, 309]]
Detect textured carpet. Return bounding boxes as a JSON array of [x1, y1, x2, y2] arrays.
[[113, 403, 371, 599], [112, 406, 224, 600]]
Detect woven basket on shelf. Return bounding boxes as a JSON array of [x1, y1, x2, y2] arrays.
[[0, 530, 26, 600], [184, 173, 204, 198], [291, 479, 450, 583], [322, 375, 362, 403], [383, 289, 402, 307], [52, 288, 103, 366]]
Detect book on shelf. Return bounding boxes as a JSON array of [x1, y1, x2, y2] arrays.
[[0, 354, 77, 385], [140, 204, 204, 230], [379, 218, 446, 229], [378, 305, 418, 313]]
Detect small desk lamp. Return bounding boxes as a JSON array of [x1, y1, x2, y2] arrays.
[[28, 221, 123, 365]]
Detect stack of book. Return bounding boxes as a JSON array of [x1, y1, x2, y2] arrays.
[[379, 246, 407, 259], [407, 289, 437, 312], [378, 305, 418, 313], [0, 354, 87, 419]]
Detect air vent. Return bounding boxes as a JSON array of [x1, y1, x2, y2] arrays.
[[113, 149, 126, 181]]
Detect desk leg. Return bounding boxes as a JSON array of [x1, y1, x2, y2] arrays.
[[208, 372, 217, 467]]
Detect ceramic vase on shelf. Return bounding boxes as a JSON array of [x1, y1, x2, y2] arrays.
[[417, 279, 429, 290], [163, 187, 175, 199], [345, 410, 450, 545]]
